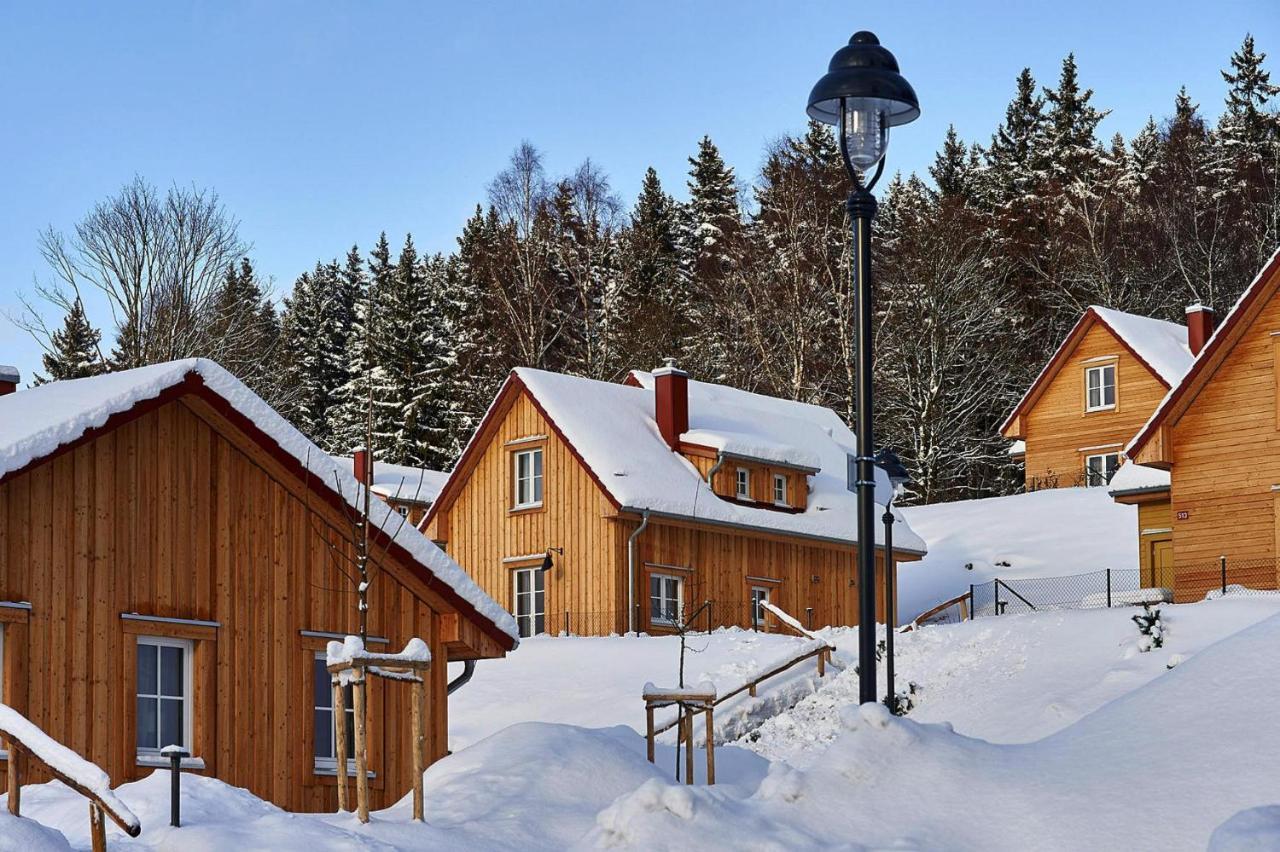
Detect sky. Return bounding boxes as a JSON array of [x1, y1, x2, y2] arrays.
[[1, 1, 1276, 382]]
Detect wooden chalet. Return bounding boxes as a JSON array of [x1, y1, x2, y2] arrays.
[[1001, 305, 1199, 491], [1124, 249, 1280, 599], [0, 359, 517, 813], [336, 451, 448, 527], [423, 365, 926, 639]]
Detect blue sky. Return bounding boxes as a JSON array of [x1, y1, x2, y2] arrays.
[[1, 1, 1276, 381]]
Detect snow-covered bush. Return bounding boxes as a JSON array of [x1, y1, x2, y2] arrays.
[[1132, 604, 1164, 651]]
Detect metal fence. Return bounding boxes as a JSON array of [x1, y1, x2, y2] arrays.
[[967, 557, 1280, 619], [542, 599, 804, 638]]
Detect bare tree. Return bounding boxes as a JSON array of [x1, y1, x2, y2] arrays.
[[22, 176, 246, 368]]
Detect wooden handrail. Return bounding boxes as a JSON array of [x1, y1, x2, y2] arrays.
[[905, 592, 971, 629], [1, 703, 140, 849]]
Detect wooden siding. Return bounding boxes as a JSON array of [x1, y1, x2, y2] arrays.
[[0, 395, 469, 813], [424, 391, 624, 629], [684, 454, 810, 512], [1168, 288, 1280, 577], [1022, 322, 1168, 487]]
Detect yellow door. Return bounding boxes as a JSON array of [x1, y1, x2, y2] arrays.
[[1151, 540, 1175, 590]]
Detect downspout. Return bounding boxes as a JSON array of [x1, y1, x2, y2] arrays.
[[447, 659, 477, 695], [706, 452, 725, 486], [627, 509, 651, 634]]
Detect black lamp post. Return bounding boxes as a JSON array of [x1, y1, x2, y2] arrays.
[[808, 31, 919, 705], [875, 448, 911, 713]]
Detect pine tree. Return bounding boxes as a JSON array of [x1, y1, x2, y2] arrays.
[[203, 257, 283, 404], [985, 68, 1050, 207], [1043, 53, 1109, 182], [683, 136, 744, 378], [931, 125, 981, 202], [1218, 34, 1280, 164], [279, 260, 352, 448], [618, 167, 687, 370], [36, 296, 105, 383]]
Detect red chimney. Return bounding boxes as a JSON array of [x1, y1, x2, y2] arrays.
[[352, 448, 372, 485], [1186, 304, 1216, 356], [0, 366, 17, 397], [653, 361, 689, 451]]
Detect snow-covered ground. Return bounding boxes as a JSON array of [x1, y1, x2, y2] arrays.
[[898, 487, 1137, 622], [11, 596, 1280, 850]]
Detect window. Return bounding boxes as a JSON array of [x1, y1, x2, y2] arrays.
[[1084, 453, 1121, 487], [1085, 364, 1116, 411], [513, 567, 546, 638], [750, 586, 771, 629], [773, 474, 788, 506], [649, 573, 683, 626], [135, 637, 192, 757], [395, 504, 409, 518], [735, 468, 751, 500], [313, 655, 355, 772], [513, 448, 544, 509]]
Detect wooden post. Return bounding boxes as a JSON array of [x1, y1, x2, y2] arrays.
[[353, 676, 370, 824], [683, 707, 694, 786], [6, 741, 19, 816], [333, 680, 349, 813], [89, 802, 106, 852], [410, 677, 425, 822], [705, 706, 715, 786], [645, 706, 655, 763], [748, 683, 756, 698], [818, 648, 826, 678]]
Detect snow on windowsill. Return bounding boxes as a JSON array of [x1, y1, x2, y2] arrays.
[[313, 763, 376, 779]]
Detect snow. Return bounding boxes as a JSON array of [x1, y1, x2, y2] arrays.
[[642, 682, 716, 700], [1091, 305, 1194, 386], [1108, 458, 1171, 495], [1006, 439, 1026, 455], [333, 456, 449, 504], [0, 811, 72, 851], [447, 630, 835, 751], [0, 704, 139, 834], [1, 359, 517, 643], [514, 367, 925, 552], [897, 487, 1137, 623], [679, 428, 820, 471]]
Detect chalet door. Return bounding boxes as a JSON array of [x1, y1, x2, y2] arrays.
[[1150, 540, 1175, 590]]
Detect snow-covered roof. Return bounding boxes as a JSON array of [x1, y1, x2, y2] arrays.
[[1107, 460, 1170, 496], [1088, 306, 1193, 386], [1007, 440, 1026, 457], [0, 359, 518, 644], [334, 456, 449, 504], [509, 367, 925, 552]]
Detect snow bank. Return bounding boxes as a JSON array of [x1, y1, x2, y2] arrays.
[[897, 487, 1137, 622], [3, 360, 516, 642], [0, 812, 71, 851], [1211, 806, 1280, 851], [516, 367, 925, 551], [0, 704, 138, 833]]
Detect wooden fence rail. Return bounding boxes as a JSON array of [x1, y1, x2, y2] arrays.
[[1, 703, 140, 851], [903, 592, 972, 630]]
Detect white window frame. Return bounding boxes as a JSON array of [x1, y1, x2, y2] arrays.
[[513, 448, 544, 509], [649, 573, 684, 627], [395, 504, 409, 518], [735, 467, 751, 500], [1085, 364, 1116, 412], [513, 567, 546, 638], [750, 586, 771, 628], [1084, 452, 1121, 487], [772, 473, 788, 506], [313, 652, 356, 774], [135, 636, 193, 761]]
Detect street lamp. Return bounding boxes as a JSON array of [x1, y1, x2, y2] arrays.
[[875, 448, 911, 713], [808, 30, 919, 705]]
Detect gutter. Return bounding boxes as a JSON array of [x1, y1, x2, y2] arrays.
[[706, 452, 726, 485], [447, 659, 477, 695], [619, 505, 927, 557], [626, 509, 651, 633]]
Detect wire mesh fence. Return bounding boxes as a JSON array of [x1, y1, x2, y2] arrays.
[[541, 599, 807, 638], [967, 557, 1280, 619]]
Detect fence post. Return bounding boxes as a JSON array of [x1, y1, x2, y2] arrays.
[[805, 607, 814, 630], [1220, 555, 1228, 595], [1106, 569, 1112, 608], [968, 584, 975, 619], [994, 578, 1002, 615], [564, 610, 570, 636]]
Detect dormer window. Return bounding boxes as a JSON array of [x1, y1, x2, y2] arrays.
[[513, 448, 544, 509], [773, 474, 788, 506], [735, 468, 750, 500], [1085, 364, 1116, 412]]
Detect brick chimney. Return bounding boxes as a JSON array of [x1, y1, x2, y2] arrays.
[[1186, 304, 1216, 356], [352, 448, 372, 485], [653, 360, 689, 451], [0, 366, 19, 396]]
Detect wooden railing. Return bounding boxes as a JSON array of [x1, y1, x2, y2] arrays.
[[1, 704, 140, 851], [903, 592, 971, 630], [650, 605, 836, 739]]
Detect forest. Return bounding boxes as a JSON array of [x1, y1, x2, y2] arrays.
[[24, 36, 1280, 504]]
